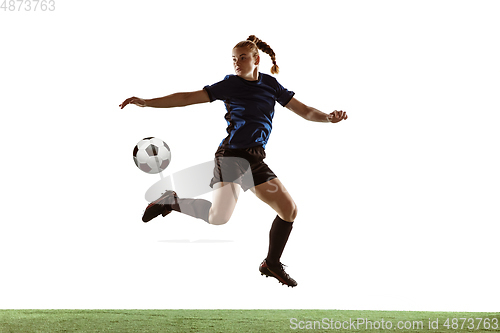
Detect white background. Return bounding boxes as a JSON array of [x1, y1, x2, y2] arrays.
[[1, 0, 499, 311]]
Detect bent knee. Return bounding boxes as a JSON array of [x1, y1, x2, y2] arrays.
[[282, 202, 298, 222], [293, 204, 298, 220], [290, 203, 298, 221], [208, 210, 232, 225]]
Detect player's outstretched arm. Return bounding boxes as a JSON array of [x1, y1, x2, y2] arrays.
[[119, 90, 210, 109], [285, 97, 348, 123]]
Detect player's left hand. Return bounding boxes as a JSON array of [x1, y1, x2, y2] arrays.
[[327, 110, 348, 123], [119, 96, 147, 109]]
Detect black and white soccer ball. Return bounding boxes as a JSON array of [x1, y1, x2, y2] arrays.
[[133, 137, 171, 174]]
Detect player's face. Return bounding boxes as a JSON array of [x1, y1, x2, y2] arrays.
[[232, 47, 260, 80]]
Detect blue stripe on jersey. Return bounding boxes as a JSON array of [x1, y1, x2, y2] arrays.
[[203, 73, 295, 149]]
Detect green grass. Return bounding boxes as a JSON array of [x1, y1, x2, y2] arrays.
[[0, 310, 498, 332]]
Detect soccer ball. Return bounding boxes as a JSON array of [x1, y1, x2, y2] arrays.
[[133, 137, 171, 174]]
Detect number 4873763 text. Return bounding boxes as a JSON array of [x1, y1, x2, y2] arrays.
[[1, 0, 55, 11]]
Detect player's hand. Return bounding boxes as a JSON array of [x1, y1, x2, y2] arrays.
[[119, 97, 147, 109], [327, 110, 348, 123]]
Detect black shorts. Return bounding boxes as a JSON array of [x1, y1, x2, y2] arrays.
[[209, 145, 277, 192]]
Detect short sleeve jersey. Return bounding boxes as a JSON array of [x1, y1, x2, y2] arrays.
[[203, 73, 295, 149]]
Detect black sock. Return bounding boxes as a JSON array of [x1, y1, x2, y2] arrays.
[[170, 198, 212, 223], [266, 215, 294, 266]]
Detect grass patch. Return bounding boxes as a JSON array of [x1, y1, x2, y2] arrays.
[[0, 309, 498, 332]]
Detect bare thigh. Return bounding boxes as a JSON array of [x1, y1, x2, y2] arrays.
[[250, 178, 297, 222], [208, 182, 241, 225]]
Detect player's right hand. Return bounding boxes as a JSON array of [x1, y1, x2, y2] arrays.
[[119, 97, 147, 109]]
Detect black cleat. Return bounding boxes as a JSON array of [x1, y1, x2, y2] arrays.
[[259, 259, 297, 287], [142, 191, 178, 223]]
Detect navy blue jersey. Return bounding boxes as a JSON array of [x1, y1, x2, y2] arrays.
[[203, 73, 295, 149]]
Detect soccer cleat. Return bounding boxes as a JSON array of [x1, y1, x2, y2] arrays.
[[142, 190, 178, 223], [259, 259, 297, 287]]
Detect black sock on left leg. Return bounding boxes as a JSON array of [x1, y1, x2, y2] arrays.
[[266, 215, 293, 266]]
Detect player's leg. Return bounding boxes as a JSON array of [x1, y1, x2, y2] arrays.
[[163, 181, 240, 225], [250, 178, 297, 222], [142, 182, 241, 224], [251, 178, 297, 264], [208, 181, 241, 225], [143, 150, 245, 223], [205, 152, 245, 224], [251, 178, 298, 287]]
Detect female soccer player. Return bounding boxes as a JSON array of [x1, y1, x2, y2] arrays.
[[120, 35, 348, 287]]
